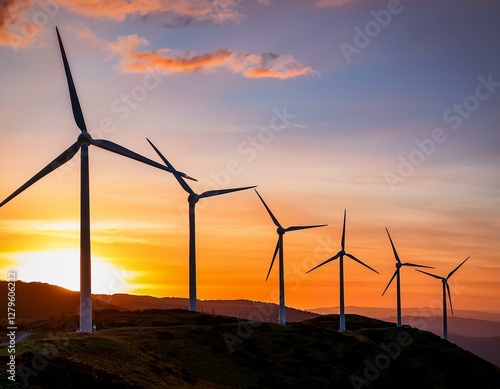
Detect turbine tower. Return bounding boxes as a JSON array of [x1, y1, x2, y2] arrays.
[[307, 210, 378, 332], [382, 228, 433, 327], [255, 190, 326, 325], [0, 28, 194, 333], [147, 139, 255, 312], [416, 256, 470, 340]]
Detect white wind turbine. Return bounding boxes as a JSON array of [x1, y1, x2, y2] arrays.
[[382, 228, 433, 327], [307, 210, 378, 331], [255, 189, 327, 325], [416, 256, 470, 340], [147, 139, 255, 312], [0, 28, 194, 333]]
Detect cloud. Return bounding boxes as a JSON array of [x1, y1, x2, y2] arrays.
[[0, 0, 246, 48], [81, 28, 319, 80], [316, 0, 356, 7], [0, 0, 39, 49], [63, 0, 245, 26]]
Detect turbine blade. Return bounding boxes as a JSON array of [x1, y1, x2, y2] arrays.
[[146, 138, 194, 193], [415, 269, 443, 280], [286, 224, 327, 232], [266, 239, 280, 281], [91, 139, 196, 180], [341, 209, 346, 251], [0, 142, 80, 207], [402, 263, 434, 269], [200, 186, 256, 199], [385, 228, 401, 263], [345, 253, 379, 274], [254, 189, 282, 229], [447, 256, 470, 280], [446, 282, 454, 315], [382, 269, 398, 296], [56, 27, 87, 133], [306, 252, 341, 273]]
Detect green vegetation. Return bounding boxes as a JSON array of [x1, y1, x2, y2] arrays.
[[1, 309, 499, 388]]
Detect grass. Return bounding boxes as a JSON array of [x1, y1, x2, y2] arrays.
[[1, 309, 499, 388]]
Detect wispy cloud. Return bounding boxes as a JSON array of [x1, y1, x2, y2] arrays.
[[0, 0, 37, 48], [63, 0, 245, 26], [80, 28, 319, 80], [316, 0, 356, 7], [0, 0, 245, 48]]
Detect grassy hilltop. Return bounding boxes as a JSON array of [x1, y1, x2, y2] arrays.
[[1, 309, 499, 388]]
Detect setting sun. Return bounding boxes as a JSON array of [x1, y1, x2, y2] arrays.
[[0, 249, 137, 295]]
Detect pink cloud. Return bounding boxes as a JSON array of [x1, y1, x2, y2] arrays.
[[0, 0, 245, 48], [0, 0, 39, 49], [80, 28, 319, 80]]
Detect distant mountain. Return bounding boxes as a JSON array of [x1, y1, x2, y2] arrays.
[[310, 306, 500, 322], [0, 281, 317, 323], [0, 309, 498, 388], [97, 294, 318, 323]]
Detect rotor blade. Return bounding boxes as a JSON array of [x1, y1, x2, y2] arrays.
[[382, 269, 398, 296], [345, 253, 379, 274], [402, 263, 434, 269], [0, 141, 80, 207], [446, 282, 454, 315], [306, 252, 341, 273], [341, 209, 346, 251], [266, 239, 280, 281], [146, 138, 194, 193], [447, 256, 470, 280], [415, 269, 443, 280], [56, 27, 87, 133], [286, 224, 327, 232], [91, 139, 196, 180], [385, 228, 401, 263], [200, 186, 256, 199], [254, 189, 282, 229]]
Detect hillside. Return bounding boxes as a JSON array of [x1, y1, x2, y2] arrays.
[[0, 309, 499, 388], [1, 281, 498, 367], [0, 281, 317, 323]]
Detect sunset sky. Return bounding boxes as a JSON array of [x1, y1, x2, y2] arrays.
[[1, 0, 499, 315]]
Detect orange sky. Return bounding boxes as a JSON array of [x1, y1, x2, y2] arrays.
[[1, 0, 499, 315]]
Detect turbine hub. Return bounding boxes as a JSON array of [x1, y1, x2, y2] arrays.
[[277, 227, 285, 235], [396, 262, 402, 268], [188, 193, 199, 204], [78, 132, 92, 145]]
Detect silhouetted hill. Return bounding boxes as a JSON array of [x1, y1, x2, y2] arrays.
[[310, 305, 500, 366], [0, 281, 317, 323], [2, 281, 497, 367], [0, 310, 498, 388], [0, 281, 124, 320], [97, 294, 318, 323]]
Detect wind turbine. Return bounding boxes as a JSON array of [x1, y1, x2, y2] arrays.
[[382, 228, 433, 327], [147, 138, 255, 312], [0, 28, 194, 333], [307, 210, 378, 332], [416, 256, 470, 340], [255, 189, 326, 325]]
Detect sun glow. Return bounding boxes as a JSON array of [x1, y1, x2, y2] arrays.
[[0, 249, 137, 294]]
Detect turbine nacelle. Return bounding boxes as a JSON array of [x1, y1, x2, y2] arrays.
[[78, 132, 92, 145], [188, 193, 200, 205]]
